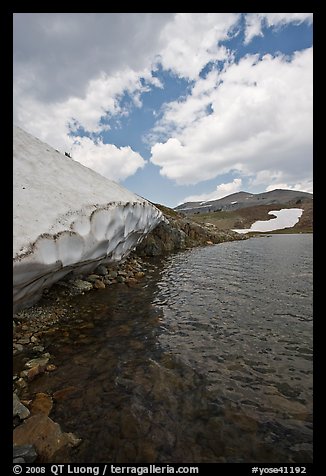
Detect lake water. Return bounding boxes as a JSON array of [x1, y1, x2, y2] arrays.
[[25, 234, 313, 463]]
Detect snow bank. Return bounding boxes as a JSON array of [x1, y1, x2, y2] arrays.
[[232, 208, 303, 234], [13, 126, 163, 311]]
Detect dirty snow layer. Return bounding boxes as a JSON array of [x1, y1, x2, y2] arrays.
[[13, 126, 163, 311], [232, 208, 303, 234]]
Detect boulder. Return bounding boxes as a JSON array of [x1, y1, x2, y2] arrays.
[[13, 414, 80, 461]]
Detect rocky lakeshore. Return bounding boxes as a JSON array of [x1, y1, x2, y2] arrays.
[[13, 254, 155, 463], [13, 206, 246, 463]]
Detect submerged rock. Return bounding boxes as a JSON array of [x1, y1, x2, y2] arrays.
[[30, 393, 53, 417], [13, 414, 80, 461]]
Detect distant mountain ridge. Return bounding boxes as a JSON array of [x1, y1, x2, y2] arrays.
[[175, 189, 313, 214]]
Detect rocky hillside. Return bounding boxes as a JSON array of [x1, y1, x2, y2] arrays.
[[188, 200, 313, 234], [135, 204, 247, 257], [175, 189, 313, 215]]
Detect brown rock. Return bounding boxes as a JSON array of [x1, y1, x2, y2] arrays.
[[25, 356, 50, 369], [13, 414, 79, 461], [30, 393, 53, 416], [53, 386, 79, 401], [139, 441, 158, 463], [26, 365, 46, 382], [94, 279, 106, 289], [134, 272, 145, 279], [15, 378, 27, 390]]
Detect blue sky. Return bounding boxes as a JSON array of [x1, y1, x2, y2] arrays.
[[13, 13, 313, 207]]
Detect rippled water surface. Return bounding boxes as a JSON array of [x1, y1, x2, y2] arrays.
[[24, 234, 313, 463]]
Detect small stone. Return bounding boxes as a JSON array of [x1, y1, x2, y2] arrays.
[[53, 386, 79, 401], [13, 393, 30, 420], [25, 355, 50, 369], [108, 270, 118, 279], [71, 279, 93, 291], [118, 271, 128, 277], [13, 343, 24, 352], [15, 378, 27, 390], [95, 265, 108, 276], [30, 393, 53, 416], [26, 366, 43, 381], [32, 345, 45, 353], [13, 414, 77, 461], [86, 274, 101, 282], [46, 364, 57, 372], [135, 271, 145, 279], [17, 337, 30, 345], [13, 445, 38, 463], [206, 240, 214, 245], [30, 336, 39, 344], [24, 356, 50, 381], [94, 279, 105, 289], [125, 277, 138, 286], [21, 399, 32, 407], [116, 276, 125, 283], [66, 432, 82, 447]]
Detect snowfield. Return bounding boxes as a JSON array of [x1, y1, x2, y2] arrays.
[[13, 126, 163, 311], [232, 208, 303, 234]]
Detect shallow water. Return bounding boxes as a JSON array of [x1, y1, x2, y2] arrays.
[[21, 234, 313, 463]]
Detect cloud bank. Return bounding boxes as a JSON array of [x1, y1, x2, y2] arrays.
[[14, 13, 312, 194]]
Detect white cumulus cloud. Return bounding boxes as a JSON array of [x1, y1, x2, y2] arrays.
[[244, 13, 313, 44], [13, 13, 313, 190], [150, 47, 313, 190], [181, 178, 243, 204], [71, 136, 146, 182], [158, 13, 240, 79]]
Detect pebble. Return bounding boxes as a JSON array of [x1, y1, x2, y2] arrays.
[[17, 337, 30, 345], [15, 378, 27, 390], [46, 364, 57, 372], [13, 445, 38, 463], [94, 279, 106, 289], [25, 355, 50, 369], [86, 274, 101, 282], [32, 345, 45, 353], [71, 280, 93, 292], [95, 265, 108, 276], [13, 343, 24, 352]]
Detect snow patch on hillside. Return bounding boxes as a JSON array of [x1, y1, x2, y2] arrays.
[[232, 208, 303, 234]]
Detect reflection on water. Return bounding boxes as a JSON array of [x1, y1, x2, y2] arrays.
[[19, 235, 312, 463]]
